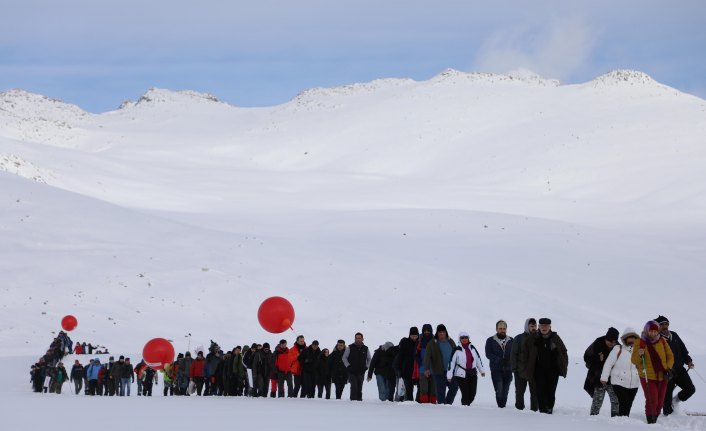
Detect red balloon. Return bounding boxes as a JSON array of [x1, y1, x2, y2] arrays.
[[61, 315, 78, 331], [258, 296, 295, 333], [142, 338, 175, 371]]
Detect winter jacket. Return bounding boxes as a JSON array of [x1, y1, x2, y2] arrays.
[[190, 358, 206, 378], [367, 342, 396, 379], [97, 365, 108, 383], [662, 331, 692, 373], [142, 367, 157, 384], [631, 336, 674, 381], [289, 343, 306, 376], [511, 319, 533, 374], [343, 343, 371, 374], [232, 353, 247, 380], [601, 344, 640, 389], [109, 362, 123, 379], [135, 362, 147, 380], [70, 364, 84, 382], [485, 334, 513, 373], [54, 366, 68, 383], [252, 349, 273, 378], [178, 358, 193, 378], [395, 336, 417, 379], [583, 336, 616, 396], [121, 363, 134, 380], [316, 354, 331, 379], [87, 361, 101, 380], [521, 332, 568, 382], [423, 338, 457, 376], [161, 364, 175, 383], [273, 346, 291, 373], [447, 344, 485, 379], [205, 353, 221, 378], [298, 346, 321, 374], [328, 348, 348, 380]]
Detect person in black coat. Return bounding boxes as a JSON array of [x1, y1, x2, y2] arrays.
[[70, 360, 85, 395], [656, 316, 696, 415], [299, 340, 321, 398], [393, 326, 419, 402], [316, 348, 332, 399], [252, 343, 273, 397], [368, 342, 397, 401], [521, 318, 568, 414], [585, 327, 620, 416], [328, 340, 349, 399]]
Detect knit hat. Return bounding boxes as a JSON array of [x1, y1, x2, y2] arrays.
[[655, 315, 669, 324], [262, 343, 270, 349], [409, 326, 419, 336], [382, 341, 394, 351], [538, 318, 551, 325], [605, 327, 619, 342], [109, 356, 114, 361], [422, 324, 433, 334], [312, 340, 319, 346], [251, 343, 258, 349], [458, 331, 470, 339], [119, 355, 125, 360], [279, 339, 287, 345], [436, 324, 447, 334]]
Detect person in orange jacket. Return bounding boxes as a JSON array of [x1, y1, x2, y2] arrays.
[[289, 335, 307, 397], [631, 320, 674, 424]]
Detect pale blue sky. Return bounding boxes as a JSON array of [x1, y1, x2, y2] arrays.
[[1, 0, 704, 112]]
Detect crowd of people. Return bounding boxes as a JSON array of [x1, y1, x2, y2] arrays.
[[29, 315, 697, 425]]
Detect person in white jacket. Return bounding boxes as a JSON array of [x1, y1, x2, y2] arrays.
[[447, 331, 486, 406], [600, 327, 640, 417]]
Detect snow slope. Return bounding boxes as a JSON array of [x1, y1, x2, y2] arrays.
[[1, 70, 705, 424]]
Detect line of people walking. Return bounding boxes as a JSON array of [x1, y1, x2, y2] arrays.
[[29, 315, 696, 425]]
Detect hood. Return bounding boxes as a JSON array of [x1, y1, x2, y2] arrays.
[[621, 327, 639, 343]]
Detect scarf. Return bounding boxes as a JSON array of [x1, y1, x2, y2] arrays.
[[640, 325, 665, 376], [462, 344, 474, 369]]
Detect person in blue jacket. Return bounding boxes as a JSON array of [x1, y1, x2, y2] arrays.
[[485, 320, 514, 408], [86, 358, 101, 395]]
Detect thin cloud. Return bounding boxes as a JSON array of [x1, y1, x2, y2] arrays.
[[473, 17, 598, 82]]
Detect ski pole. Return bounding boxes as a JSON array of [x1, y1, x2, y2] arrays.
[[688, 367, 706, 384], [641, 354, 652, 410]]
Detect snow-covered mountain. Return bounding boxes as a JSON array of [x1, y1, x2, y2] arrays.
[[1, 69, 705, 362]]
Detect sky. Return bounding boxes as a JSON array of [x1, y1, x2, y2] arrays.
[[1, 0, 705, 113]]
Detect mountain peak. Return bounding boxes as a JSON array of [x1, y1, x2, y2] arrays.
[[118, 88, 226, 110], [590, 70, 658, 86], [0, 89, 88, 119], [429, 68, 559, 87]]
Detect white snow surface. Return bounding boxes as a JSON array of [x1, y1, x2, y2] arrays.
[[1, 69, 705, 428]]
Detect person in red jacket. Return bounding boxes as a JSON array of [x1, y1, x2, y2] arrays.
[[73, 342, 83, 355], [190, 351, 206, 395], [273, 340, 293, 397], [289, 335, 307, 397]]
